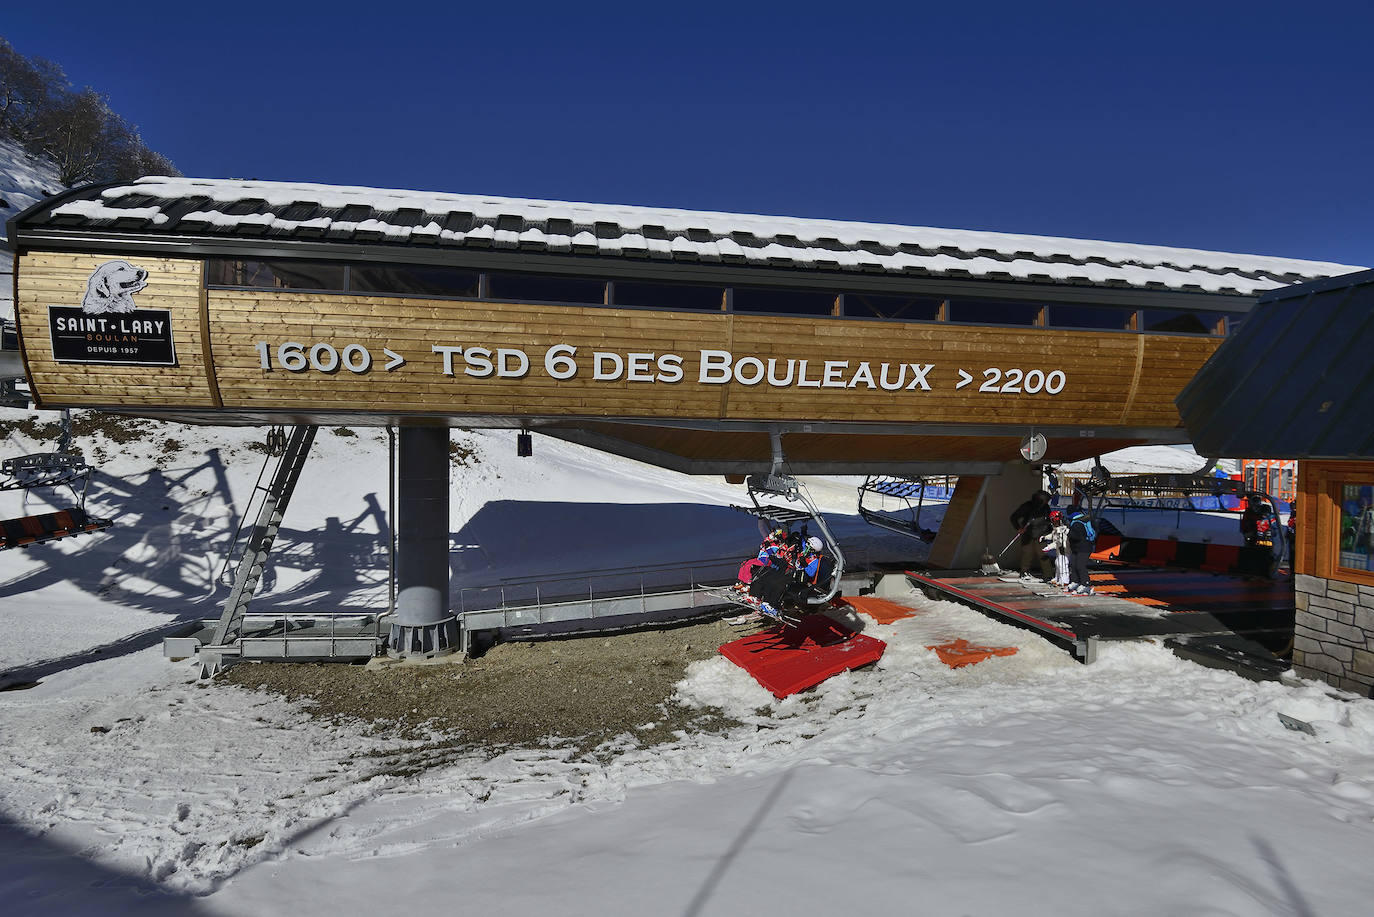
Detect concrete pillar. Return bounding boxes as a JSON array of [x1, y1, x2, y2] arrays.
[[928, 462, 1046, 570], [388, 425, 459, 658]]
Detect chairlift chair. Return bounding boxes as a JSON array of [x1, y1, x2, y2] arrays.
[[731, 471, 845, 604], [857, 474, 938, 543], [0, 412, 113, 550], [1073, 471, 1286, 578]]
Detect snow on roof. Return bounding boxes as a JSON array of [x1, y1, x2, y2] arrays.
[[23, 176, 1368, 296]]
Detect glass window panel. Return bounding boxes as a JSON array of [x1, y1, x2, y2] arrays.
[[206, 259, 345, 290], [613, 280, 724, 311], [1141, 309, 1225, 335], [1047, 305, 1134, 330], [1337, 482, 1374, 572], [949, 298, 1040, 326], [843, 292, 943, 321], [732, 287, 837, 315], [349, 264, 479, 298], [486, 272, 606, 304]]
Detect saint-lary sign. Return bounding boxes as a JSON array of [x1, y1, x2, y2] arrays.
[[253, 339, 1068, 396]]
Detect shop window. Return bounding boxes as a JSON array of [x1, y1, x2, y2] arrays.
[[948, 298, 1041, 326], [1141, 309, 1226, 335], [485, 272, 606, 304], [843, 292, 943, 321], [613, 280, 724, 311], [1337, 482, 1374, 573], [206, 259, 345, 291], [1047, 305, 1135, 330], [732, 287, 838, 316], [350, 264, 479, 298]]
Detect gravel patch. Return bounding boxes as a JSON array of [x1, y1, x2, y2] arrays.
[[221, 618, 747, 766]]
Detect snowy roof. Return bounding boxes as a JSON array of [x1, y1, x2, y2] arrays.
[[16, 176, 1367, 296]]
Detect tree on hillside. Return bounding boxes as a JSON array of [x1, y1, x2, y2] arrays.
[[31, 88, 124, 185], [0, 35, 178, 185], [0, 37, 65, 140]]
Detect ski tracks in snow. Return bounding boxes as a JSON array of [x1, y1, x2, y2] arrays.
[[4, 590, 1374, 902]]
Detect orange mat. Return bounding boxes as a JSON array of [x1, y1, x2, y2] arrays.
[[926, 639, 1018, 669], [838, 595, 917, 624]]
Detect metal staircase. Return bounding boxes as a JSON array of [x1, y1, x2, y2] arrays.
[[200, 425, 317, 675]]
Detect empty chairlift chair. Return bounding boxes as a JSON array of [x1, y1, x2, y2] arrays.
[[0, 424, 113, 550], [857, 474, 940, 543]]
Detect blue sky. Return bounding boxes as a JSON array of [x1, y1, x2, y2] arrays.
[[5, 1, 1371, 264]]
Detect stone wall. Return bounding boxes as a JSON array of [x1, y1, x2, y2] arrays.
[[1293, 573, 1374, 696]]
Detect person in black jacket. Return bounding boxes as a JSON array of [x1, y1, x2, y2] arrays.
[[1009, 490, 1053, 580], [1066, 507, 1097, 594]]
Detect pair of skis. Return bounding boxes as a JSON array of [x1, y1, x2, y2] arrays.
[[701, 584, 805, 628]]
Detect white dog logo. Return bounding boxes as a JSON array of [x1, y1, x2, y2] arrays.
[[81, 260, 149, 314]]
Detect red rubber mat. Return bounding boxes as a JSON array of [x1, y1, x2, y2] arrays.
[[719, 614, 886, 698]]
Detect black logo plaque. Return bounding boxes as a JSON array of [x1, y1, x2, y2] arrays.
[[48, 306, 178, 366]]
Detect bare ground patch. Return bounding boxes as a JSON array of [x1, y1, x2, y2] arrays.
[[220, 618, 746, 772]]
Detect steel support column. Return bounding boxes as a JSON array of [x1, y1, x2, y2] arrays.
[[388, 426, 458, 658]]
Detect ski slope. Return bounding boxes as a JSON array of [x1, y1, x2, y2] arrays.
[[2, 411, 1373, 916], [0, 136, 63, 321]]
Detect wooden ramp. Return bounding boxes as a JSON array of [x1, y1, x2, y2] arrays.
[[907, 566, 1294, 676]]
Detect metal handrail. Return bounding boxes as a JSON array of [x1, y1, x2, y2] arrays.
[[456, 558, 742, 615]]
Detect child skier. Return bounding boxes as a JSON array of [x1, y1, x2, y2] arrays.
[[1041, 509, 1071, 588]]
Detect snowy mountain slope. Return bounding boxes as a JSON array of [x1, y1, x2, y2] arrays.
[[1060, 443, 1228, 475], [0, 136, 63, 320]]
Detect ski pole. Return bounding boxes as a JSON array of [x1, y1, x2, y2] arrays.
[[995, 532, 1021, 558]]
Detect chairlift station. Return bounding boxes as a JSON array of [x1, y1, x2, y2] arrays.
[[4, 178, 1362, 670]]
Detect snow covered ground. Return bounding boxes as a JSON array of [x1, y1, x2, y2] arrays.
[[3, 417, 1373, 916]]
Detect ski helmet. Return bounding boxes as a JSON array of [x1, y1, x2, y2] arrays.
[[806, 536, 823, 553]]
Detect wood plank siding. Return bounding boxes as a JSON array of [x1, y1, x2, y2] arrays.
[[16, 252, 216, 408], [17, 252, 1217, 459]]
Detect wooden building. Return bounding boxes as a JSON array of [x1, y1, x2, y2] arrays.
[[7, 177, 1363, 570], [1179, 269, 1374, 694]]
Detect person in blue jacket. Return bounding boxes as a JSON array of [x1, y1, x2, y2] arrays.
[[1066, 508, 1097, 595]]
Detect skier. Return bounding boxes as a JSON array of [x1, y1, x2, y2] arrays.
[[1065, 507, 1097, 595], [1009, 489, 1054, 581], [1042, 509, 1071, 589], [782, 536, 829, 607], [1239, 495, 1277, 577]]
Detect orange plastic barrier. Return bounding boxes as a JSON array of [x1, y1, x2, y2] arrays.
[[837, 595, 917, 624], [1143, 539, 1178, 566], [926, 638, 1018, 669], [1201, 544, 1239, 573], [1091, 534, 1124, 561]]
